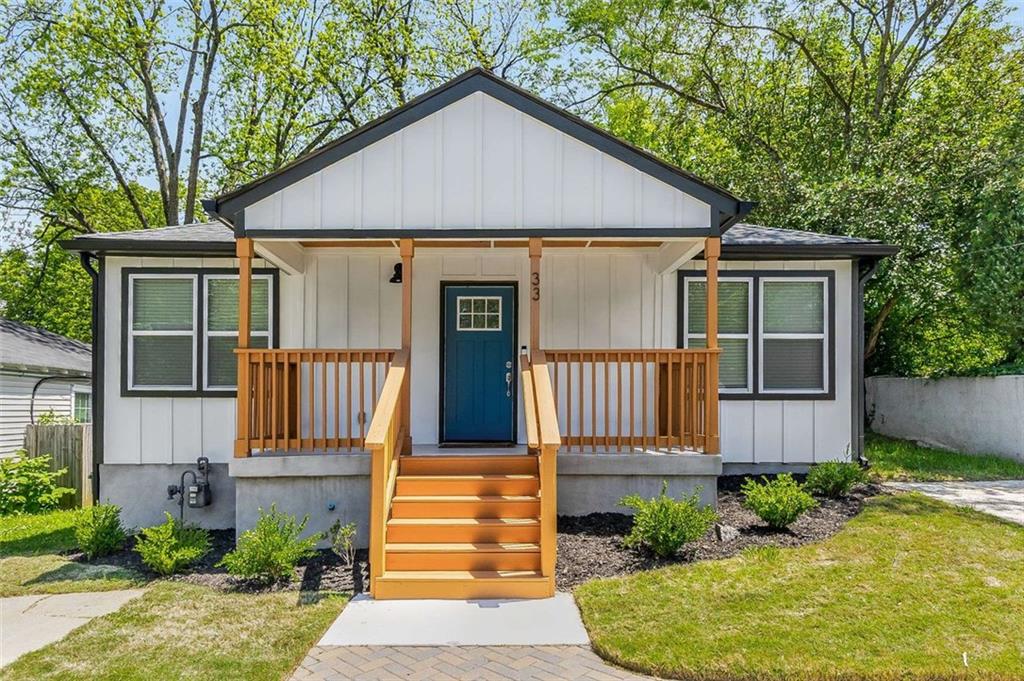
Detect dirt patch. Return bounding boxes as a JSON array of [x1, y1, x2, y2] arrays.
[[66, 530, 367, 595], [557, 482, 882, 590]]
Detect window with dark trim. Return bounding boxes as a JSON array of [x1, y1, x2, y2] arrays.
[[122, 268, 278, 397], [678, 270, 835, 400]]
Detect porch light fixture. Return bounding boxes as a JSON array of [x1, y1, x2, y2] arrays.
[[389, 263, 402, 283]]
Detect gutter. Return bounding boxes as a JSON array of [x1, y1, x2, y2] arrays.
[[80, 252, 103, 503]]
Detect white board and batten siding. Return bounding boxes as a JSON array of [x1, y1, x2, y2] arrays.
[[104, 252, 853, 466], [0, 373, 87, 456], [243, 91, 711, 232]]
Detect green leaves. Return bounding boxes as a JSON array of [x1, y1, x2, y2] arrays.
[[135, 513, 211, 576], [620, 481, 718, 557]]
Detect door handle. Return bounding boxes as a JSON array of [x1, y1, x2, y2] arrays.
[[505, 371, 512, 397]]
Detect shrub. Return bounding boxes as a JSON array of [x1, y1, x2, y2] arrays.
[[619, 481, 718, 557], [135, 513, 211, 576], [805, 461, 867, 498], [75, 504, 127, 558], [218, 505, 318, 583], [328, 520, 357, 567], [741, 474, 817, 529], [0, 454, 74, 515]]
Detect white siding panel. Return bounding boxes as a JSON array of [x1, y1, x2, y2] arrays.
[[521, 118, 558, 227], [561, 139, 596, 227], [401, 117, 437, 228], [581, 255, 611, 347], [545, 254, 580, 348], [140, 399, 173, 463], [441, 97, 477, 227], [754, 401, 784, 462], [281, 174, 318, 229], [201, 398, 234, 459], [247, 194, 280, 230], [720, 401, 754, 463], [321, 156, 358, 229], [361, 137, 397, 228], [641, 175, 676, 228], [347, 257, 381, 347], [601, 158, 635, 227], [0, 374, 82, 456], [171, 398, 203, 463], [480, 96, 517, 227], [782, 401, 815, 463]]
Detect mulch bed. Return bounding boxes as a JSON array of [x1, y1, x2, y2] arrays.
[[66, 529, 368, 594], [65, 480, 880, 594], [556, 480, 883, 590]]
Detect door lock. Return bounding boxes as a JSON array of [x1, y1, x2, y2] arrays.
[[505, 371, 512, 397]]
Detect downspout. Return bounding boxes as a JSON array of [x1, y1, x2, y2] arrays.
[[80, 252, 102, 503], [29, 375, 74, 424], [855, 258, 883, 467]]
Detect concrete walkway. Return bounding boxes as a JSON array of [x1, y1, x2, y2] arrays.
[[292, 593, 654, 680], [1, 589, 145, 667], [886, 480, 1024, 525]]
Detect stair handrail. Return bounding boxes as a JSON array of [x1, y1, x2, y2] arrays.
[[528, 350, 561, 593], [366, 348, 409, 595], [519, 350, 539, 452]]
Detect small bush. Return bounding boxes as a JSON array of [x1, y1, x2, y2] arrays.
[[805, 461, 866, 498], [742, 474, 817, 529], [75, 504, 127, 558], [135, 513, 211, 575], [0, 454, 74, 515], [619, 481, 718, 557], [218, 505, 318, 583], [328, 520, 357, 567]]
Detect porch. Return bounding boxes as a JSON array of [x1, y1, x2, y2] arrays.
[[230, 235, 724, 598]]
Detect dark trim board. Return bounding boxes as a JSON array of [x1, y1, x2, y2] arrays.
[[716, 243, 898, 259], [244, 227, 716, 240], [119, 267, 279, 398], [62, 240, 234, 256], [437, 280, 520, 446], [677, 270, 837, 401], [206, 69, 752, 229]]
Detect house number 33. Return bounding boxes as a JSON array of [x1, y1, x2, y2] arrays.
[[531, 272, 540, 301]]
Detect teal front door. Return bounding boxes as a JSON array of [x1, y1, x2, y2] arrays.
[[441, 284, 517, 443]]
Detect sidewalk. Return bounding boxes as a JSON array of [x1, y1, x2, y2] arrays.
[[1, 589, 145, 666], [885, 480, 1024, 525]]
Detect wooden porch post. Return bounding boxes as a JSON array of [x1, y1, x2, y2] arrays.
[[529, 238, 542, 353], [235, 237, 254, 457], [704, 237, 721, 454], [400, 238, 414, 454]]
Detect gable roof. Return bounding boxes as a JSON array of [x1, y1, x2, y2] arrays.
[[0, 318, 91, 376], [61, 221, 896, 258], [203, 69, 755, 233]]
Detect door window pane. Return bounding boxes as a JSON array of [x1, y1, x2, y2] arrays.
[[456, 297, 501, 331]]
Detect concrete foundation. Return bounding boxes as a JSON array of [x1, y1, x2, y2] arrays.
[[98, 463, 235, 530], [229, 455, 371, 547], [556, 453, 721, 514]]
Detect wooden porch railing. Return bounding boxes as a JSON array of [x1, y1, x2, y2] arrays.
[[235, 348, 398, 455], [541, 349, 720, 453], [366, 348, 409, 594], [520, 350, 561, 594]]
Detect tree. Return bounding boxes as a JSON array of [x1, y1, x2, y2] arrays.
[[559, 0, 1024, 373]]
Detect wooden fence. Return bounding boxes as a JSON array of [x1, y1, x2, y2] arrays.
[[22, 424, 94, 508]]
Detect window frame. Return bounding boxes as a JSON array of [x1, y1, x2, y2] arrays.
[[759, 276, 830, 396], [455, 295, 503, 331], [203, 273, 275, 391], [678, 269, 835, 401], [71, 385, 92, 423], [682, 276, 754, 394], [121, 267, 279, 398], [126, 272, 198, 392]]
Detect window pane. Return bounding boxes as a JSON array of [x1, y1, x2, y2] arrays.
[[763, 281, 824, 333], [73, 392, 91, 423], [687, 281, 747, 334], [687, 337, 747, 389], [208, 278, 270, 332], [133, 336, 193, 386], [207, 335, 268, 387], [720, 338, 749, 389], [763, 338, 824, 390], [133, 279, 193, 331], [687, 282, 706, 334]]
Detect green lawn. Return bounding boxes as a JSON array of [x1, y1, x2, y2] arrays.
[[576, 494, 1024, 680], [866, 433, 1024, 481], [3, 582, 348, 680], [0, 509, 142, 596]]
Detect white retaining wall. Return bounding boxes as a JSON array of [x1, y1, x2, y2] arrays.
[[866, 375, 1024, 462]]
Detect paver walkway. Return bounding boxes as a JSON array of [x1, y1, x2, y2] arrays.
[[886, 480, 1024, 525], [1, 589, 145, 666], [292, 645, 653, 680]]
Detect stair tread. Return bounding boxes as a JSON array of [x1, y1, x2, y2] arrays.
[[398, 474, 538, 481], [403, 455, 537, 462], [387, 517, 540, 526], [392, 495, 539, 502], [385, 542, 540, 552], [379, 570, 545, 580]]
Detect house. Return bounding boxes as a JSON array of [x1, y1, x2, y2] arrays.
[[0, 318, 92, 456], [62, 69, 896, 598]]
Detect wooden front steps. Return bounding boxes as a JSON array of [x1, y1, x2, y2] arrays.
[[376, 455, 552, 600]]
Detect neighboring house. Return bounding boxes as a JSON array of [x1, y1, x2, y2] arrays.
[[62, 69, 896, 599], [0, 318, 92, 456]]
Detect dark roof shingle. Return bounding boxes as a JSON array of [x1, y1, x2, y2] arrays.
[[0, 318, 91, 375]]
